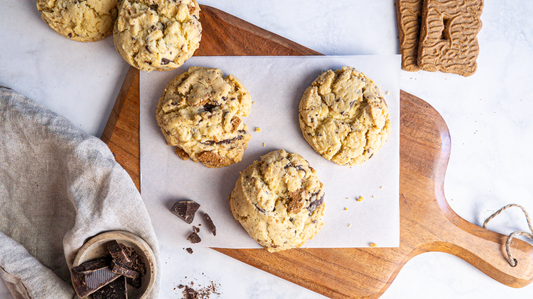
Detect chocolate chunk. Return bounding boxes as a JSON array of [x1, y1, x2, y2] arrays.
[[187, 232, 201, 244], [127, 277, 142, 288], [161, 58, 171, 65], [203, 103, 219, 112], [171, 200, 201, 224], [92, 276, 127, 299], [193, 226, 200, 234], [111, 259, 140, 279], [71, 258, 121, 298], [185, 247, 193, 254], [106, 240, 132, 266], [203, 213, 217, 236], [307, 192, 325, 214]]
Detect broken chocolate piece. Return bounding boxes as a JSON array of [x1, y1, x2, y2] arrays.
[[187, 232, 201, 244], [127, 277, 142, 288], [107, 240, 132, 266], [92, 276, 128, 299], [185, 247, 193, 254], [193, 226, 200, 234], [111, 259, 140, 279], [71, 258, 121, 298], [203, 213, 217, 236], [171, 200, 201, 224]]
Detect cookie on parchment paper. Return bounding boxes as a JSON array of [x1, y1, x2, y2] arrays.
[[229, 149, 326, 252], [417, 0, 484, 77], [156, 66, 252, 168], [36, 0, 118, 42], [299, 66, 391, 166], [396, 0, 423, 71], [114, 0, 202, 72]]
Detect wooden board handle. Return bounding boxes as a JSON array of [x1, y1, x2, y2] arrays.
[[432, 193, 533, 287]]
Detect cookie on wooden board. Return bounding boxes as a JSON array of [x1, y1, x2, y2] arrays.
[[229, 149, 325, 252], [156, 66, 252, 168], [417, 0, 484, 77], [113, 0, 202, 71], [36, 0, 118, 42], [396, 0, 423, 71], [299, 66, 391, 166]]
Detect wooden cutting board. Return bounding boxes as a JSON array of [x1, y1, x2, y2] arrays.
[[101, 5, 533, 298]]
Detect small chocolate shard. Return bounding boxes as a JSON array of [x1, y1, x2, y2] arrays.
[[111, 259, 140, 279], [161, 58, 171, 65], [193, 226, 200, 234], [171, 200, 201, 224], [187, 232, 201, 244], [185, 247, 193, 254], [71, 258, 121, 298], [106, 240, 132, 266], [203, 213, 216, 236], [92, 276, 127, 299]]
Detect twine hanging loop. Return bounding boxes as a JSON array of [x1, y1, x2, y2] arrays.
[[483, 204, 533, 267]]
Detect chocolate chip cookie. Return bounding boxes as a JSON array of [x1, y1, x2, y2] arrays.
[[36, 0, 118, 42], [113, 0, 202, 72], [156, 66, 252, 168], [299, 66, 391, 166], [229, 149, 325, 252]]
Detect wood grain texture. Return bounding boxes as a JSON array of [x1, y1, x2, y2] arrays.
[[102, 5, 533, 298]]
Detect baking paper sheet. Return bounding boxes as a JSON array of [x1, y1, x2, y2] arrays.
[[140, 55, 400, 249]]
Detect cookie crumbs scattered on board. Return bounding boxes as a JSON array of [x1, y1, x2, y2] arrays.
[[370, 242, 377, 248]]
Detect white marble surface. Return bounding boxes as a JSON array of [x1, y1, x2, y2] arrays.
[[1, 0, 533, 298]]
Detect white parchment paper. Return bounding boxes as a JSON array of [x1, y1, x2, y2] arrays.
[[140, 55, 400, 249]]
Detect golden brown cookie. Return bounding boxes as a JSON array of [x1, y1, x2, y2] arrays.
[[36, 0, 118, 42], [156, 66, 252, 168], [298, 67, 391, 166], [417, 0, 484, 77], [113, 0, 202, 72], [229, 149, 325, 252], [396, 0, 423, 71]]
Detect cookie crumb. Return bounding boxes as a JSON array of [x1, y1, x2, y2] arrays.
[[346, 197, 350, 200], [344, 207, 348, 211], [356, 196, 364, 202], [380, 186, 384, 189], [370, 242, 377, 248], [255, 127, 261, 132], [347, 223, 352, 227], [262, 142, 265, 147], [386, 91, 390, 96], [372, 195, 375, 198]]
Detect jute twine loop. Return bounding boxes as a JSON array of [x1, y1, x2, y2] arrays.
[[483, 204, 533, 267]]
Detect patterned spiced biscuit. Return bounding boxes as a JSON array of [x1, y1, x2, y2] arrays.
[[229, 149, 325, 252], [114, 0, 202, 72], [417, 0, 484, 77], [396, 0, 423, 71], [156, 66, 252, 168], [36, 0, 118, 42], [299, 66, 391, 166]]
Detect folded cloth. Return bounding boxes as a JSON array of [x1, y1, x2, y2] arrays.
[[0, 85, 160, 299]]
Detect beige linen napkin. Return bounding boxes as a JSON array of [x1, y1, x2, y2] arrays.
[[0, 85, 160, 299]]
